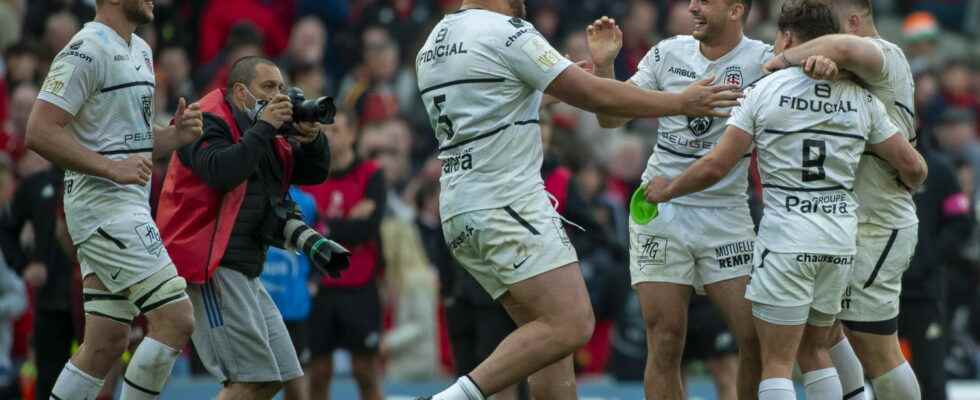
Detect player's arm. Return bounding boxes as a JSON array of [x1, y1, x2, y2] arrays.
[[586, 17, 631, 128], [868, 133, 927, 190], [26, 101, 151, 185], [646, 127, 754, 203], [546, 66, 738, 119], [765, 34, 884, 82], [153, 98, 204, 162]]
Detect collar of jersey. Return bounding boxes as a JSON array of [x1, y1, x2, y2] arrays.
[[695, 34, 748, 65], [87, 21, 133, 49]]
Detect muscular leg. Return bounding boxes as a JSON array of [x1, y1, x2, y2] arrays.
[[754, 316, 804, 400], [463, 263, 595, 398], [351, 353, 383, 400], [219, 382, 284, 400], [307, 354, 334, 400], [705, 354, 739, 400], [844, 326, 921, 399], [282, 375, 309, 400], [828, 323, 867, 400], [499, 293, 576, 399], [797, 323, 842, 400], [635, 282, 692, 400], [705, 276, 762, 400]]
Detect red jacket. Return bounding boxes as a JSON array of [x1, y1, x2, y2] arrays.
[[156, 89, 293, 284]]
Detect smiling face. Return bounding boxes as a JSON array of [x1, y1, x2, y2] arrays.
[[123, 0, 154, 25], [688, 0, 741, 42]]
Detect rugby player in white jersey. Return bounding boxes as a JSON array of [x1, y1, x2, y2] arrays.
[[414, 0, 744, 398], [645, 1, 927, 399], [765, 1, 923, 398], [588, 1, 771, 397], [26, 1, 203, 399]]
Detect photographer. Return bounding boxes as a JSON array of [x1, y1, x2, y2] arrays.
[[156, 56, 342, 400]]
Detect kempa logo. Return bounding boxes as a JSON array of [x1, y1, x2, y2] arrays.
[[687, 116, 713, 137], [140, 95, 152, 128]]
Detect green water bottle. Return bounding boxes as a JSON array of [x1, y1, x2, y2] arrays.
[[630, 186, 659, 225]]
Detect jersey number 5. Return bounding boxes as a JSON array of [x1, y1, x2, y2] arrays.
[[433, 94, 455, 140], [802, 139, 827, 182]]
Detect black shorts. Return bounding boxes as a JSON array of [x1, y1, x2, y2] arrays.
[[309, 282, 382, 356], [683, 299, 737, 362], [445, 299, 517, 374], [285, 319, 310, 365]]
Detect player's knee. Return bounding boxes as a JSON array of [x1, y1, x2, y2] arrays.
[[351, 363, 379, 387], [562, 308, 595, 350], [648, 331, 685, 368], [88, 329, 129, 362]]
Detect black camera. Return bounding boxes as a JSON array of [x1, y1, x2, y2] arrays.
[[287, 87, 336, 125], [262, 200, 350, 278]]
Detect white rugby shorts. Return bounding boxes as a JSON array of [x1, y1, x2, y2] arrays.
[[838, 223, 918, 322]]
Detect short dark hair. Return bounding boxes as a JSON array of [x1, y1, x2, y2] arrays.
[[731, 0, 753, 22], [778, 0, 840, 43], [836, 0, 872, 13], [226, 56, 277, 93]]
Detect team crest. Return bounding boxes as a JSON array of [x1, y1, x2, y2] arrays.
[[687, 116, 713, 137], [723, 65, 743, 87], [140, 95, 152, 128], [142, 50, 153, 72], [134, 223, 164, 257]]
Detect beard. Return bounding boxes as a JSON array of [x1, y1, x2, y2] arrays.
[[123, 0, 154, 25], [508, 0, 526, 18]]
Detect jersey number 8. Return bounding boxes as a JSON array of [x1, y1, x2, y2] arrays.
[[802, 139, 827, 182]]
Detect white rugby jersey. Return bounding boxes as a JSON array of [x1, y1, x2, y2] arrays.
[[630, 35, 773, 207], [37, 22, 157, 243], [416, 9, 572, 221], [728, 68, 897, 254], [854, 38, 918, 229]]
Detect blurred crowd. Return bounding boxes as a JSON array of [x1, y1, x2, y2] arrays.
[[0, 0, 977, 398]]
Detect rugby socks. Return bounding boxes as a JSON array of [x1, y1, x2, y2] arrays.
[[803, 367, 843, 400], [830, 337, 867, 399], [50, 361, 104, 400], [432, 375, 486, 400], [871, 362, 921, 400], [758, 377, 795, 400], [120, 337, 181, 400]]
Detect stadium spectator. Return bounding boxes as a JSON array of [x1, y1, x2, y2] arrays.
[[379, 217, 439, 381], [617, 0, 658, 81], [157, 46, 196, 117], [197, 0, 292, 65], [198, 22, 266, 94], [4, 41, 41, 89], [0, 263, 25, 398], [901, 147, 975, 400], [279, 16, 330, 80], [338, 26, 412, 124], [0, 165, 74, 400], [934, 108, 980, 191], [40, 11, 78, 62], [303, 109, 387, 400], [941, 60, 980, 125]]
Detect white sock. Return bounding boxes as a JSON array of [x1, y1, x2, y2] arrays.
[[432, 375, 486, 400], [758, 377, 795, 400], [121, 337, 181, 400], [871, 362, 921, 400], [803, 367, 843, 400], [50, 361, 104, 400], [831, 337, 867, 399]]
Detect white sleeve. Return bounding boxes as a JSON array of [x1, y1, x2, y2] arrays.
[[726, 84, 762, 137], [861, 38, 893, 90], [628, 45, 662, 90], [37, 39, 104, 116], [867, 95, 898, 144], [494, 23, 573, 91]]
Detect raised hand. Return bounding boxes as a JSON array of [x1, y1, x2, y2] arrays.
[[260, 94, 293, 129], [173, 97, 203, 146], [802, 55, 840, 81], [586, 16, 623, 67], [679, 77, 743, 118]]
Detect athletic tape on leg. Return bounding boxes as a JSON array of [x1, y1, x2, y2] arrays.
[[121, 337, 181, 399], [83, 287, 139, 324], [128, 264, 188, 314]]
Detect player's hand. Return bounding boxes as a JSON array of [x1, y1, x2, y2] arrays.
[[573, 58, 595, 75], [763, 53, 794, 73], [259, 94, 292, 129], [680, 77, 743, 118], [586, 16, 622, 67], [173, 97, 203, 146], [644, 176, 672, 203], [802, 55, 839, 81], [22, 262, 47, 288], [293, 121, 322, 144], [108, 155, 153, 186]]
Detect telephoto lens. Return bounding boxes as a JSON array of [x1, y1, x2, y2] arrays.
[[283, 219, 351, 278]]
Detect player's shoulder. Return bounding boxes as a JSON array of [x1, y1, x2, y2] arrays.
[[746, 67, 799, 91], [740, 36, 774, 56], [655, 35, 696, 53], [459, 9, 532, 36]]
